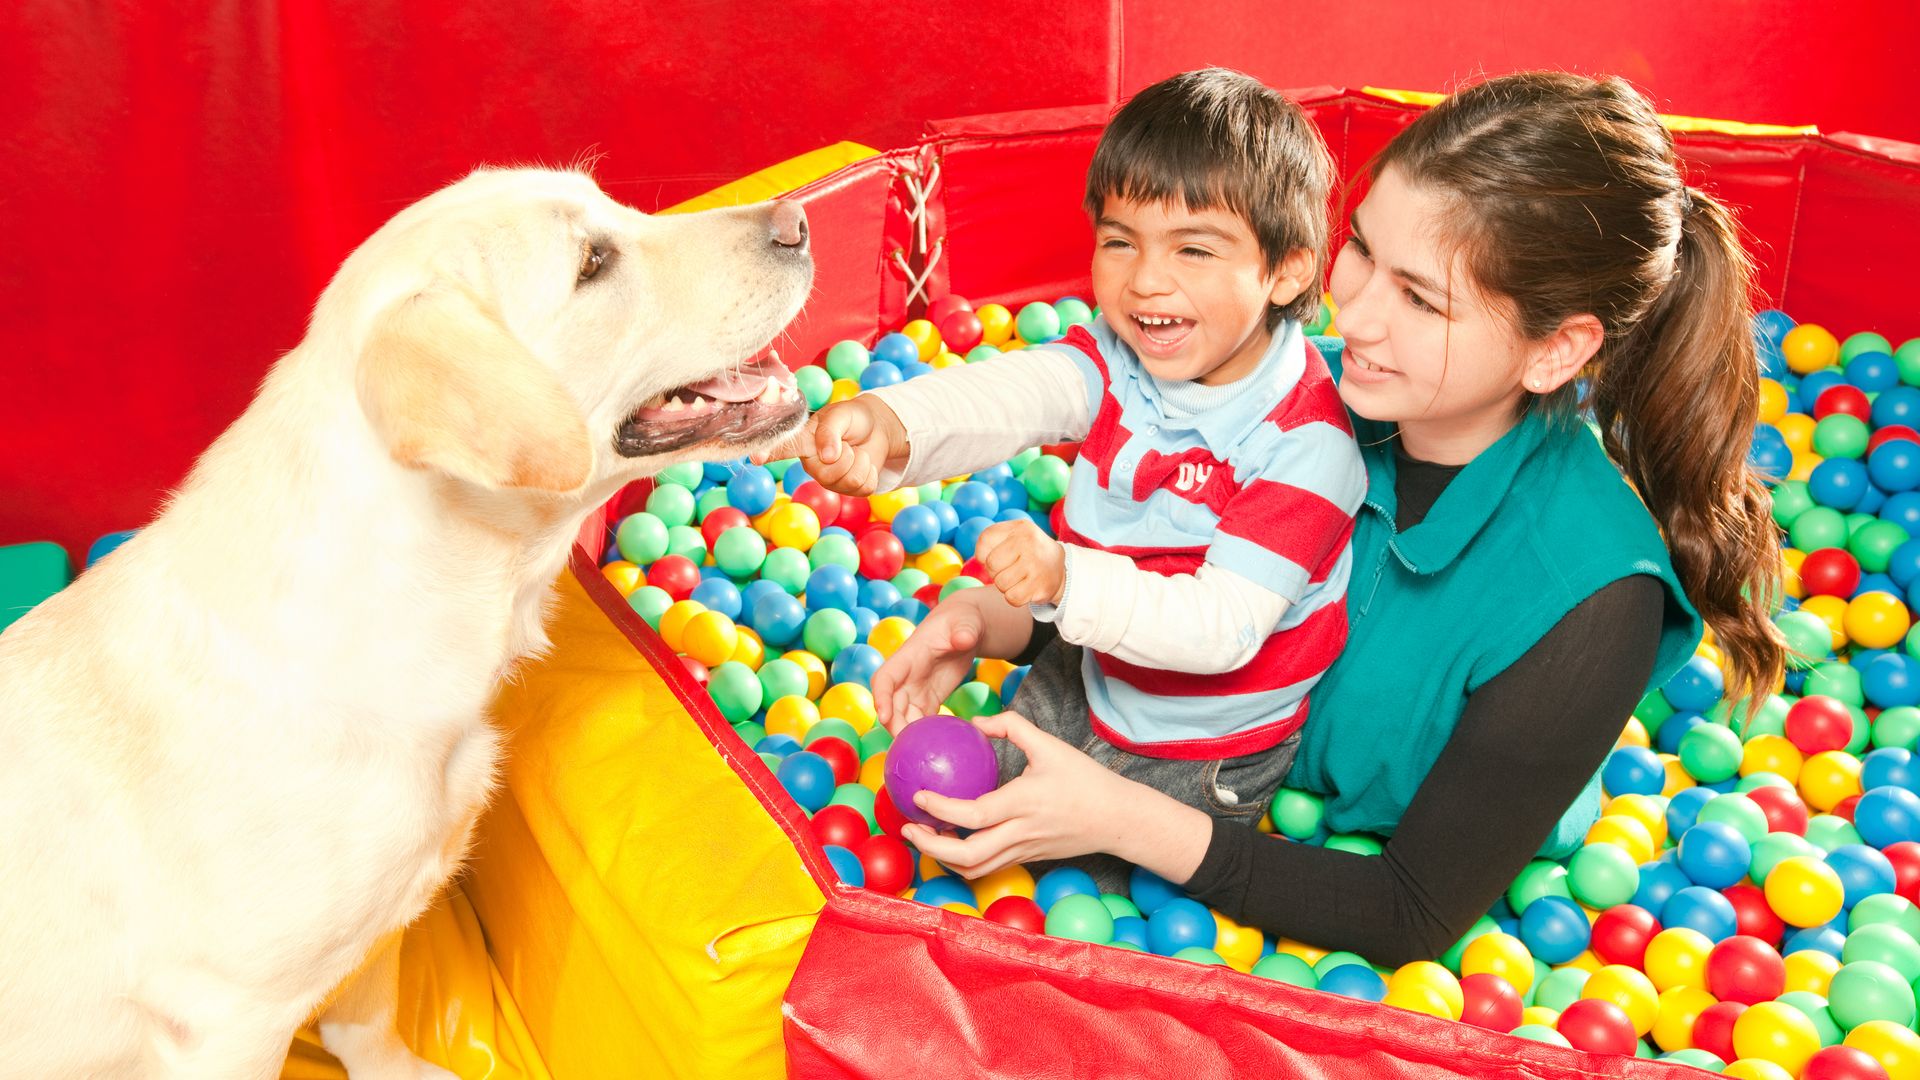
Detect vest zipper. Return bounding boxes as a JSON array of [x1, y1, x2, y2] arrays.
[[1359, 496, 1420, 616]]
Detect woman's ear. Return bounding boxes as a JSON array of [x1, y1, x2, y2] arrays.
[[357, 286, 593, 493], [1523, 313, 1606, 394], [1266, 247, 1320, 309]]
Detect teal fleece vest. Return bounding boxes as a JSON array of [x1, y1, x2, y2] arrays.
[[1288, 339, 1703, 858]]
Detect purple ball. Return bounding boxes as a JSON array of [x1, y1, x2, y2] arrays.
[[883, 715, 999, 828]]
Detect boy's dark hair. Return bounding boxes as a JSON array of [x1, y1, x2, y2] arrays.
[[1084, 68, 1333, 327]]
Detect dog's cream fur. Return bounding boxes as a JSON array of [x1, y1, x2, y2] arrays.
[[0, 168, 811, 1079]]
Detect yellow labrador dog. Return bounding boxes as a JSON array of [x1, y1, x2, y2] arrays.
[[0, 168, 812, 1079]]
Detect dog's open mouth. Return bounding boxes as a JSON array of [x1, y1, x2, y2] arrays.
[[614, 350, 807, 458]]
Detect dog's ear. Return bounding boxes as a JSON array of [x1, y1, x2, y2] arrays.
[[357, 287, 594, 493]]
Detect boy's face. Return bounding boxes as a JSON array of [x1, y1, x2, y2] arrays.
[[1090, 195, 1300, 386]]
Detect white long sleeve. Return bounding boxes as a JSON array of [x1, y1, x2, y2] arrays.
[[1032, 545, 1293, 675], [863, 349, 1092, 490]]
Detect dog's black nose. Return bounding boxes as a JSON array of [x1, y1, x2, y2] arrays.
[[770, 200, 808, 250]]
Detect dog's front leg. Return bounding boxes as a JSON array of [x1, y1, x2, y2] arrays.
[[316, 931, 459, 1080]]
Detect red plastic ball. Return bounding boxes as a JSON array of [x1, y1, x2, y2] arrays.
[[700, 506, 753, 551], [809, 736, 861, 787], [1692, 1001, 1748, 1064], [1748, 784, 1811, 836], [1884, 841, 1920, 904], [1871, 425, 1920, 454], [1458, 972, 1524, 1032], [938, 311, 985, 352], [856, 834, 914, 895], [1834, 794, 1862, 823], [1041, 442, 1080, 465], [914, 584, 944, 609], [874, 784, 909, 837], [984, 894, 1047, 933], [811, 804, 871, 850], [925, 295, 973, 324], [857, 530, 906, 581], [1555, 997, 1638, 1056], [960, 558, 994, 583], [1590, 904, 1662, 968], [1803, 1044, 1894, 1080], [1815, 385, 1874, 422], [1722, 884, 1787, 947], [835, 494, 873, 531], [792, 482, 843, 531], [1800, 549, 1864, 599], [646, 554, 703, 601], [679, 656, 710, 687], [1787, 695, 1856, 754], [1706, 934, 1787, 1004]]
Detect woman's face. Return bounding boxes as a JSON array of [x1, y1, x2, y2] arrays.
[[1327, 166, 1537, 464]]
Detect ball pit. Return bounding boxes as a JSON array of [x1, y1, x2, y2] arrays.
[[601, 298, 1920, 1078]]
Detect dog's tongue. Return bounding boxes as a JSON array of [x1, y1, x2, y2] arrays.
[[683, 354, 796, 403]]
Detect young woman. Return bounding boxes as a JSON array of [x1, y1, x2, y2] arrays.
[[892, 71, 1786, 965]]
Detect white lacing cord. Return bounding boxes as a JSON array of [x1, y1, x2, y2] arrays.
[[888, 237, 945, 307], [889, 156, 945, 307]]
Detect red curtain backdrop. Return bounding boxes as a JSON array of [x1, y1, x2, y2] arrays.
[[4, 1, 1917, 560]]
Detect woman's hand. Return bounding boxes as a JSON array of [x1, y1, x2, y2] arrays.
[[900, 711, 1213, 883], [870, 599, 986, 734]]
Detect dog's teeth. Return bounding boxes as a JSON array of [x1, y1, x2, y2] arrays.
[[685, 396, 711, 413], [662, 396, 685, 413], [758, 381, 783, 404]]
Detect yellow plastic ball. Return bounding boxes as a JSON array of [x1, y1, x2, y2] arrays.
[[782, 649, 829, 699], [1788, 451, 1823, 483], [969, 864, 1035, 908], [1617, 717, 1651, 750], [1778, 413, 1818, 454], [1586, 814, 1656, 865], [1521, 1006, 1561, 1028], [975, 658, 1016, 695], [867, 616, 917, 658], [1660, 754, 1695, 798], [730, 626, 765, 671], [900, 318, 942, 361], [1757, 379, 1789, 424], [1847, 591, 1913, 650], [658, 599, 708, 652], [1001, 337, 1028, 351], [869, 487, 920, 524], [818, 682, 877, 733], [764, 695, 819, 740], [828, 378, 862, 405], [750, 494, 791, 539], [1584, 965, 1660, 1036], [1741, 735, 1804, 785], [1276, 939, 1328, 966], [1782, 949, 1839, 996], [976, 303, 1014, 345], [1765, 854, 1847, 928], [764, 502, 822, 552], [682, 610, 740, 668], [1782, 549, 1807, 600], [1381, 983, 1455, 1020], [1605, 793, 1669, 849], [931, 351, 965, 370], [858, 750, 887, 790], [1559, 949, 1605, 975], [1215, 916, 1266, 971], [1799, 750, 1864, 812], [1721, 1059, 1794, 1080], [1652, 985, 1718, 1052], [1846, 1019, 1920, 1080], [1644, 927, 1714, 992], [938, 902, 980, 918], [1732, 1000, 1820, 1076], [914, 544, 965, 585], [1799, 594, 1851, 651], [602, 560, 643, 596], [1461, 932, 1535, 995], [918, 852, 947, 880], [1782, 323, 1840, 375], [1388, 961, 1464, 1020]]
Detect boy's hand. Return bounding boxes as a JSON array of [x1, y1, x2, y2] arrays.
[[750, 397, 907, 497], [974, 520, 1066, 607], [870, 598, 986, 734]]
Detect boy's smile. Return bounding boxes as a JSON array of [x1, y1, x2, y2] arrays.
[[1091, 195, 1306, 387]]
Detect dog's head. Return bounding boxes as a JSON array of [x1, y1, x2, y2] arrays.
[[337, 167, 812, 496]]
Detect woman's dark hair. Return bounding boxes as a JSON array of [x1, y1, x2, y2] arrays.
[[1085, 67, 1333, 327], [1376, 71, 1784, 705]]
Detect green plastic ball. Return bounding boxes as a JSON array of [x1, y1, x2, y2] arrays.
[[1107, 940, 1144, 952], [1054, 297, 1094, 328], [1853, 521, 1912, 573], [1532, 967, 1591, 1013], [1697, 792, 1770, 844], [1008, 446, 1042, 475], [1507, 859, 1574, 915], [656, 461, 703, 489], [761, 548, 812, 595], [627, 585, 674, 629], [1636, 689, 1678, 735], [1778, 610, 1837, 669], [890, 568, 932, 596], [695, 487, 732, 522], [1827, 959, 1917, 1029], [802, 609, 857, 661], [944, 681, 1001, 719], [1842, 924, 1920, 983], [1735, 772, 1793, 794], [1305, 299, 1333, 336], [1660, 1048, 1728, 1070], [1776, 990, 1844, 1048], [1313, 951, 1371, 977], [809, 534, 861, 575], [1270, 788, 1325, 841], [1812, 414, 1871, 460], [1568, 841, 1641, 908], [1897, 338, 1920, 385], [858, 725, 893, 760], [1806, 814, 1865, 853], [1172, 946, 1228, 966], [1750, 832, 1821, 886], [1044, 893, 1114, 942], [1806, 662, 1865, 708], [824, 341, 870, 381], [1741, 695, 1792, 740], [713, 526, 768, 577], [827, 783, 878, 831], [1851, 894, 1920, 941], [1100, 894, 1142, 920], [1772, 481, 1816, 529], [764, 458, 795, 482], [1015, 301, 1063, 344], [666, 525, 707, 564], [1790, 507, 1851, 552], [1843, 332, 1893, 363], [1438, 915, 1498, 975], [1511, 1024, 1572, 1048], [1250, 952, 1319, 987], [964, 345, 1000, 363], [938, 575, 985, 601], [756, 657, 810, 703], [795, 365, 833, 410], [1874, 706, 1920, 749], [646, 483, 696, 528], [1324, 834, 1383, 856], [805, 718, 861, 749], [732, 720, 766, 747], [707, 661, 764, 723], [1022, 455, 1072, 505], [616, 512, 670, 564], [1679, 723, 1744, 783]]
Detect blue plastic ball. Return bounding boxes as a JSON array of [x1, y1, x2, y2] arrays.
[[925, 498, 960, 540], [1782, 920, 1848, 959], [1129, 866, 1187, 917], [1859, 574, 1903, 601], [1146, 898, 1218, 955], [755, 733, 802, 758], [871, 332, 919, 367], [858, 361, 904, 391], [1662, 886, 1740, 942], [1858, 484, 1889, 516], [1801, 369, 1848, 404], [1866, 655, 1920, 708], [1885, 494, 1920, 536], [912, 875, 976, 908], [1604, 746, 1667, 797], [1875, 386, 1920, 429], [1519, 895, 1591, 963], [704, 458, 742, 483], [1850, 353, 1901, 392], [804, 565, 860, 614], [1033, 867, 1101, 912], [781, 464, 813, 494], [1811, 457, 1872, 510], [1887, 541, 1920, 591], [1855, 787, 1920, 849], [1871, 442, 1920, 494], [889, 598, 932, 623], [777, 751, 837, 813], [1750, 425, 1794, 481], [830, 644, 884, 689], [1864, 750, 1920, 794], [1634, 855, 1695, 919], [890, 504, 943, 555], [823, 844, 865, 886], [1665, 656, 1726, 713], [953, 517, 995, 559], [1318, 964, 1388, 1001], [1000, 666, 1028, 705], [741, 578, 789, 613], [1657, 712, 1708, 756], [897, 359, 935, 381], [850, 605, 880, 640], [986, 473, 1031, 513], [750, 591, 808, 647], [727, 465, 779, 517], [949, 481, 1000, 522], [1666, 786, 1718, 840], [1111, 915, 1150, 950], [1755, 308, 1797, 351], [858, 578, 900, 613], [1677, 822, 1753, 889], [690, 577, 743, 620], [1826, 844, 1898, 908]]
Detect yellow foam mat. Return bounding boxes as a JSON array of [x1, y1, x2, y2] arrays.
[[1361, 85, 1818, 137], [283, 567, 825, 1078]]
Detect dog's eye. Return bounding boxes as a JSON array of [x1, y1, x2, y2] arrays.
[[578, 242, 607, 283]]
